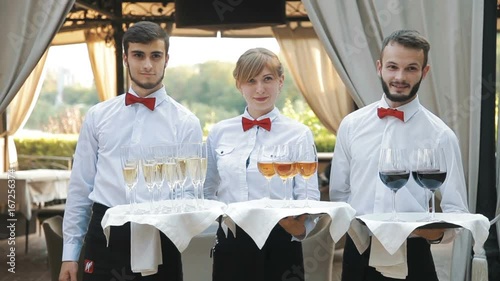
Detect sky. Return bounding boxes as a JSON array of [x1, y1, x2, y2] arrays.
[[45, 37, 281, 87]]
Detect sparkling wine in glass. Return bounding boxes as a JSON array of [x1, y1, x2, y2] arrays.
[[416, 147, 447, 221], [257, 145, 276, 206], [297, 143, 318, 207], [152, 144, 170, 212], [163, 145, 178, 213], [120, 145, 139, 213], [176, 143, 189, 212], [378, 148, 409, 221], [199, 141, 208, 208], [141, 145, 157, 213], [185, 142, 202, 210]]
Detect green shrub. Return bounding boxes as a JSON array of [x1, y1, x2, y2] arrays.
[[14, 135, 77, 170], [315, 134, 336, 153]]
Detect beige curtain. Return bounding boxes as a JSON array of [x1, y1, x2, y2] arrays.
[[4, 52, 49, 168], [0, 0, 75, 171], [0, 0, 74, 113], [272, 26, 353, 135], [85, 30, 117, 101]]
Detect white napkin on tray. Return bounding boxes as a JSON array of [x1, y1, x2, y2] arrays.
[[223, 199, 356, 249], [130, 223, 162, 276], [101, 199, 226, 276], [350, 212, 490, 279]]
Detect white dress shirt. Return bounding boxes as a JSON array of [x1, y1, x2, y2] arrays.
[[330, 95, 469, 216], [62, 87, 203, 261], [204, 107, 320, 203]]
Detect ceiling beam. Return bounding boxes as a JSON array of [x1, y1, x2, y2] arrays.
[[75, 0, 117, 20]]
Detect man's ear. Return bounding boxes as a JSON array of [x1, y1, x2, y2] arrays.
[[421, 64, 431, 79], [123, 54, 128, 67], [376, 60, 382, 77], [164, 54, 169, 68]]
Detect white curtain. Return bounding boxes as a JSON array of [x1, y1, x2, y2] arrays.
[[272, 26, 354, 134], [303, 0, 484, 280]]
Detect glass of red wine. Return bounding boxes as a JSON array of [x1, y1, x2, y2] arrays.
[[378, 148, 409, 221], [416, 147, 447, 221], [411, 148, 430, 220]]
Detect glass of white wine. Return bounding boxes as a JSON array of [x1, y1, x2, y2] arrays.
[[141, 145, 157, 213], [120, 145, 139, 214], [297, 143, 318, 207], [257, 145, 276, 207], [273, 144, 295, 207]]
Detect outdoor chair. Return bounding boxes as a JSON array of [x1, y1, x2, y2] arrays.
[[42, 215, 85, 281]]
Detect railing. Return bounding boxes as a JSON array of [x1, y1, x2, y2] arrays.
[[16, 155, 73, 170]]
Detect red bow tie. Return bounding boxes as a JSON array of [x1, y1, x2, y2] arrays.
[[377, 107, 404, 121], [242, 117, 271, 131], [125, 93, 156, 111]]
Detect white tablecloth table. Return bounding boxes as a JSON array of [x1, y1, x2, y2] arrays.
[[0, 169, 71, 220], [223, 199, 357, 249], [349, 212, 490, 280]]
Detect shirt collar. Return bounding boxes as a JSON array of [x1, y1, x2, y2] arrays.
[[242, 107, 280, 122], [378, 94, 420, 122]]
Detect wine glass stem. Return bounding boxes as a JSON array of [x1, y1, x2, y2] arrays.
[[267, 179, 271, 199], [150, 190, 154, 213], [200, 180, 205, 207], [127, 186, 133, 213], [392, 190, 397, 220], [305, 179, 309, 201], [424, 190, 429, 216], [431, 191, 436, 219]]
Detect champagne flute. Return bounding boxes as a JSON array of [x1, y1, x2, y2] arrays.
[[152, 144, 168, 212], [163, 144, 178, 213], [416, 147, 447, 221], [297, 143, 318, 207], [120, 145, 139, 213], [199, 141, 208, 209], [141, 145, 157, 213], [257, 145, 276, 207], [378, 148, 409, 221], [185, 142, 202, 210], [176, 143, 189, 212]]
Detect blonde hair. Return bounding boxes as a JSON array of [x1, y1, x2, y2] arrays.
[[233, 48, 283, 87]]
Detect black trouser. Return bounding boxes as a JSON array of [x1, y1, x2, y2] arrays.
[[342, 235, 438, 281], [212, 223, 304, 281], [83, 203, 183, 281]]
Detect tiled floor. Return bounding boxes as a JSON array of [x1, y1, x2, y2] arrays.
[[0, 229, 51, 281]]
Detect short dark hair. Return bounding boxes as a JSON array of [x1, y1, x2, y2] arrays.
[[122, 21, 169, 55], [381, 30, 430, 67]]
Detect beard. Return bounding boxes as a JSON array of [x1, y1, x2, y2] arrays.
[[128, 68, 164, 90], [380, 75, 422, 103]]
